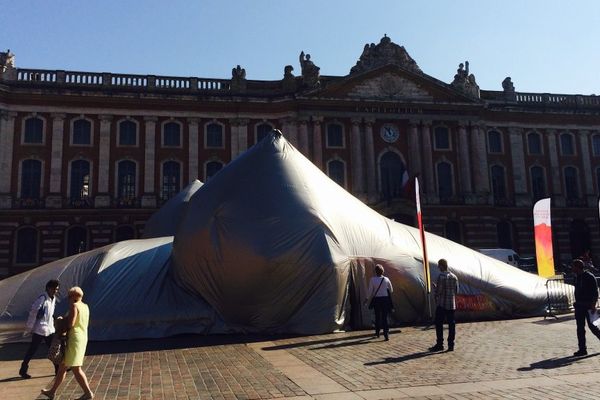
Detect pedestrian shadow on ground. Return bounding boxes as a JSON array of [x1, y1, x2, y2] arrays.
[[530, 314, 575, 325], [517, 353, 599, 371], [0, 374, 53, 383], [364, 350, 436, 365], [260, 329, 403, 351]]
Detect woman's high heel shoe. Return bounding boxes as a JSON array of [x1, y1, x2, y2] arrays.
[[40, 388, 55, 399]]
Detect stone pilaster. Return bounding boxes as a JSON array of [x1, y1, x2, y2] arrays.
[[188, 118, 199, 182], [229, 119, 239, 159], [457, 122, 473, 200], [142, 116, 157, 208], [95, 115, 112, 207], [237, 118, 249, 156], [364, 118, 377, 202], [508, 127, 528, 206], [547, 129, 564, 206], [298, 119, 309, 158], [470, 124, 490, 204], [281, 118, 298, 147], [0, 111, 17, 208], [408, 120, 421, 178], [312, 117, 323, 170], [579, 130, 595, 206], [421, 121, 436, 201], [46, 113, 66, 208], [350, 118, 364, 196]]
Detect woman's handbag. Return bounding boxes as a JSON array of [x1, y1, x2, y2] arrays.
[[47, 335, 66, 364]]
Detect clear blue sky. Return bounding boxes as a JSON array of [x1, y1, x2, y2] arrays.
[[1, 0, 599, 95]]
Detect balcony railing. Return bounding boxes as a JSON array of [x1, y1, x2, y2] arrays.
[[66, 196, 93, 209], [493, 197, 515, 207], [14, 197, 44, 209], [111, 197, 141, 208], [566, 197, 587, 207]]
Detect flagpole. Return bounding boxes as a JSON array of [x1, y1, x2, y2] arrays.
[[415, 178, 432, 320]]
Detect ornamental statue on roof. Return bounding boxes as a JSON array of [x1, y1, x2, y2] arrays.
[[0, 49, 15, 72], [350, 35, 422, 75], [450, 61, 480, 99]]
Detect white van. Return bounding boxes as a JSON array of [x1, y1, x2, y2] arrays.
[[477, 248, 520, 267]]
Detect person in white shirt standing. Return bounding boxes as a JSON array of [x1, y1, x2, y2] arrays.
[[365, 264, 394, 341], [429, 259, 459, 352], [19, 279, 60, 379]]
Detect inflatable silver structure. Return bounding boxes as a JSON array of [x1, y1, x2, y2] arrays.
[[0, 131, 571, 342]]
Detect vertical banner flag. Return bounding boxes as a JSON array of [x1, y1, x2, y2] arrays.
[[415, 178, 431, 293], [533, 198, 555, 277]]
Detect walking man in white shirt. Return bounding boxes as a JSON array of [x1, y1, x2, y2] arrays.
[[19, 279, 60, 379], [429, 259, 459, 352]]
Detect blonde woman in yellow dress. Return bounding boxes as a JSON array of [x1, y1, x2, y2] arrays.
[[41, 286, 93, 399]]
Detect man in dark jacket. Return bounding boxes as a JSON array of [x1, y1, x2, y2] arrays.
[[572, 258, 600, 356]]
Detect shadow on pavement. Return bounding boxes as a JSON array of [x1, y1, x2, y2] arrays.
[[364, 350, 435, 365], [517, 352, 599, 371], [530, 314, 575, 325], [260, 329, 403, 351]]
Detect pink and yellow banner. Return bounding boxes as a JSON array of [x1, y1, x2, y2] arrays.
[[415, 178, 431, 292], [533, 198, 555, 277]]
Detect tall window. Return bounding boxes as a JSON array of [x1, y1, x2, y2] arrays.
[[530, 166, 546, 201], [434, 126, 450, 150], [380, 152, 406, 201], [327, 160, 345, 187], [117, 160, 136, 200], [570, 219, 591, 259], [491, 165, 506, 203], [206, 123, 223, 148], [119, 120, 137, 146], [206, 161, 223, 180], [161, 161, 181, 200], [564, 166, 579, 200], [72, 119, 91, 145], [488, 130, 502, 153], [593, 135, 600, 156], [70, 160, 90, 200], [560, 133, 575, 155], [497, 220, 513, 249], [527, 132, 542, 155], [115, 226, 135, 242], [437, 162, 453, 200], [163, 122, 181, 147], [326, 123, 344, 147], [66, 226, 87, 256], [256, 123, 273, 143], [16, 227, 38, 264], [445, 221, 462, 244], [21, 159, 42, 198], [24, 117, 43, 144]]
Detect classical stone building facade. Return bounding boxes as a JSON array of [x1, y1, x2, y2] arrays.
[[1, 36, 599, 277]]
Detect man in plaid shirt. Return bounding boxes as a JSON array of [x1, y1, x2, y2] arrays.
[[429, 259, 459, 352]]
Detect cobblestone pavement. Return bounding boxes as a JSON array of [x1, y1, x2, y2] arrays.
[[3, 315, 600, 399]]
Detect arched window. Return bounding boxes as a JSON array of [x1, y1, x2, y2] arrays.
[[380, 152, 406, 201], [206, 161, 223, 180], [530, 166, 546, 202], [256, 123, 273, 143], [326, 123, 344, 148], [437, 162, 453, 200], [163, 122, 181, 147], [488, 130, 502, 153], [15, 227, 38, 264], [206, 123, 223, 148], [161, 161, 181, 200], [434, 126, 450, 150], [560, 133, 575, 155], [569, 219, 591, 260], [327, 159, 345, 187], [119, 120, 137, 146], [21, 159, 42, 199], [117, 160, 136, 200], [527, 132, 542, 155], [497, 220, 513, 249], [72, 119, 91, 145], [115, 225, 135, 242], [445, 221, 462, 244], [24, 117, 43, 144], [491, 165, 506, 203], [70, 160, 90, 200], [593, 135, 600, 156], [66, 226, 87, 256], [564, 166, 579, 200]]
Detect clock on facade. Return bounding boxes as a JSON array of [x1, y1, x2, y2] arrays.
[[381, 125, 399, 143]]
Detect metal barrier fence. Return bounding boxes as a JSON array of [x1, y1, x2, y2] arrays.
[[545, 277, 575, 319]]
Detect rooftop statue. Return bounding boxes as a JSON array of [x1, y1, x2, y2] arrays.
[[230, 64, 247, 92], [0, 49, 15, 73], [350, 34, 422, 75], [450, 61, 480, 99], [299, 51, 320, 89]]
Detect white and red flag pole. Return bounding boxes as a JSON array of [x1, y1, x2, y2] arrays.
[[415, 178, 432, 318]]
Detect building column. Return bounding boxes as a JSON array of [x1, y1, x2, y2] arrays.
[[142, 116, 157, 208], [312, 117, 323, 170], [408, 120, 421, 178], [0, 111, 16, 208], [46, 113, 66, 208], [421, 121, 436, 202], [229, 119, 239, 159], [237, 118, 249, 156], [188, 118, 199, 183], [508, 127, 528, 206], [95, 115, 112, 207], [280, 118, 298, 147], [470, 123, 490, 204], [547, 129, 564, 206], [350, 118, 364, 197], [364, 118, 377, 202], [298, 118, 309, 158], [579, 130, 595, 206], [457, 122, 473, 201]]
